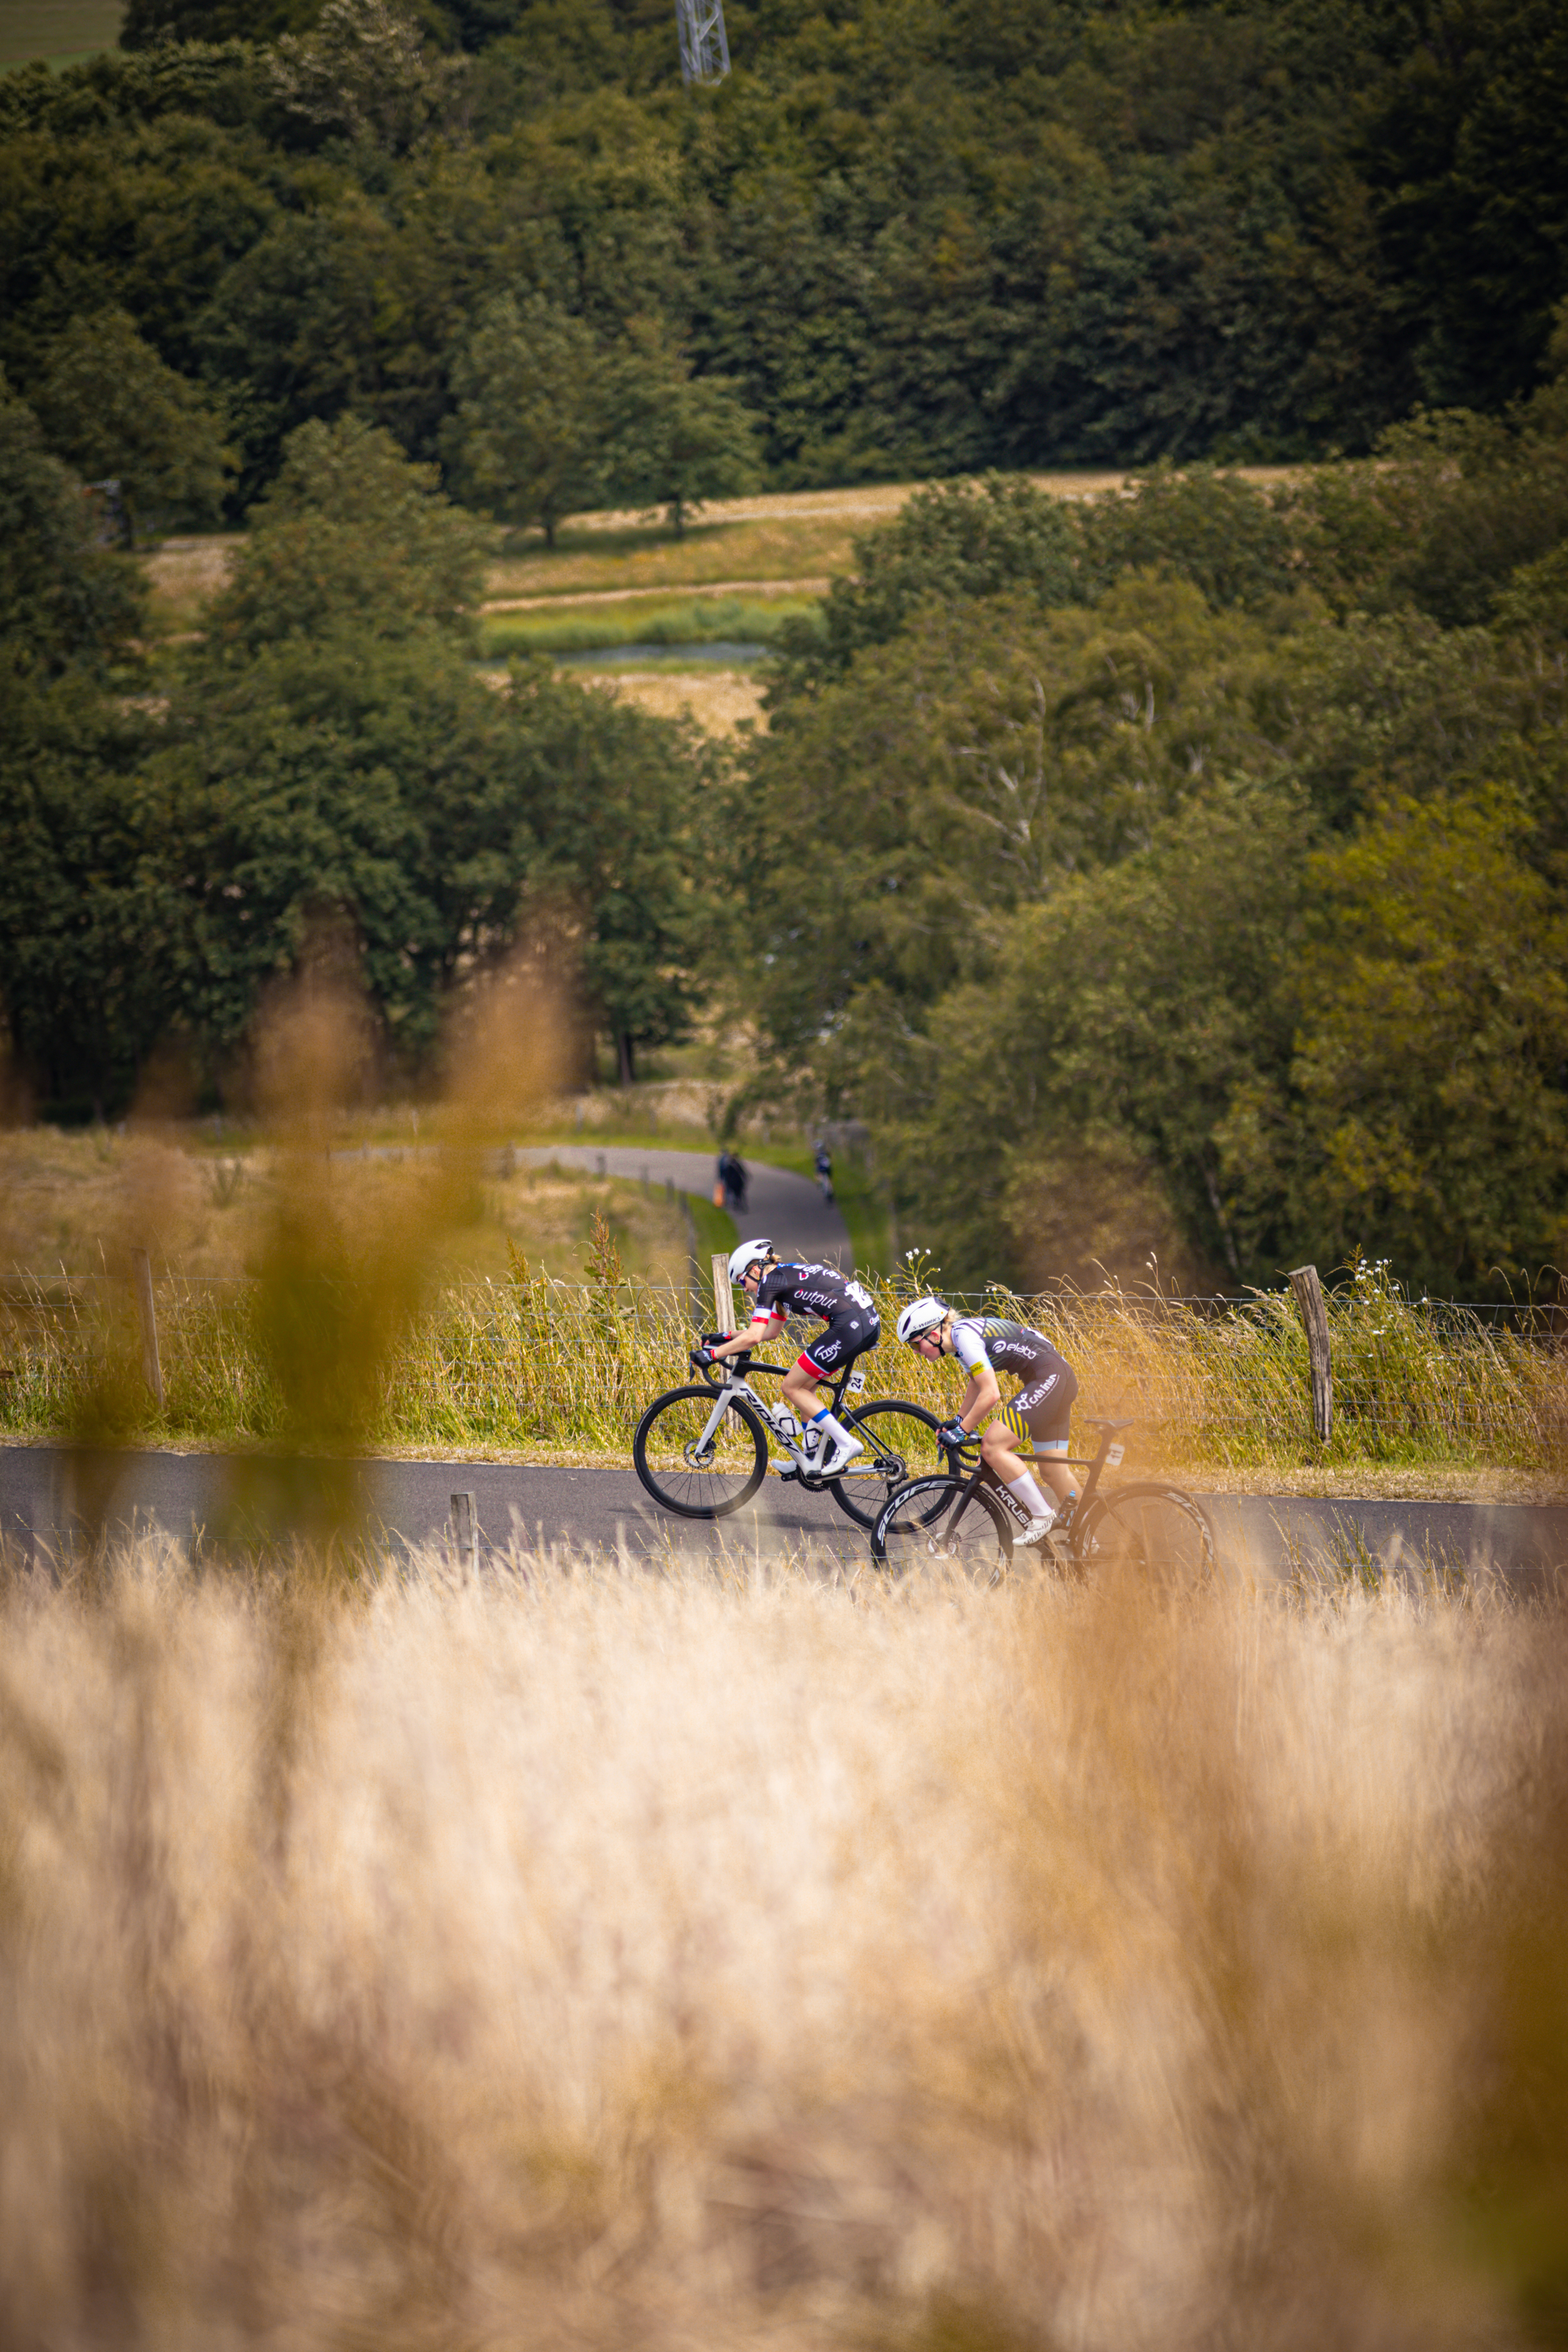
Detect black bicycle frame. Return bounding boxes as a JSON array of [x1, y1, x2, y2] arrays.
[[932, 1417, 1131, 1544]]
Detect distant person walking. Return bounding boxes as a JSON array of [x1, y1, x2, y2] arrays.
[[813, 1139, 834, 1204], [717, 1147, 747, 1216]]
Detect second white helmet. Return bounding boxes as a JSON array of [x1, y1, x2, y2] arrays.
[[896, 1295, 949, 1345], [728, 1236, 775, 1285]]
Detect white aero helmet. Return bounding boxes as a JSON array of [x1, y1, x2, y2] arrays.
[[896, 1294, 949, 1345], [728, 1236, 775, 1285]]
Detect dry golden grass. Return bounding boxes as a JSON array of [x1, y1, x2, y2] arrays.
[[0, 1127, 692, 1287], [578, 665, 768, 735], [1, 1536, 1563, 2349]]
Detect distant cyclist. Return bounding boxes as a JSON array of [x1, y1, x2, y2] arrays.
[[895, 1296, 1079, 1546], [813, 1139, 834, 1204], [699, 1239, 878, 1478]]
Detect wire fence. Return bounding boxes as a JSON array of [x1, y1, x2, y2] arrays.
[[2, 1263, 1565, 1467]]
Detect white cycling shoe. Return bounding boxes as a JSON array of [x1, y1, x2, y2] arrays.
[[815, 1432, 864, 1479], [1013, 1513, 1058, 1548]]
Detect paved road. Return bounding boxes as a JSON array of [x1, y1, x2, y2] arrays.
[[4, 1446, 1566, 1585], [519, 1145, 852, 1265]]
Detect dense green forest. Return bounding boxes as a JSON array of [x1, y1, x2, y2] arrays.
[[4, 0, 1568, 1297], [735, 372, 1568, 1297], [1, 0, 1565, 500]]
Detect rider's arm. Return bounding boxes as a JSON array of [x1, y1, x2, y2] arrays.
[[948, 1322, 1000, 1433], [956, 1363, 1000, 1433], [708, 1312, 785, 1361]]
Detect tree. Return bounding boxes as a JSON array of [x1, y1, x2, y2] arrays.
[[267, 0, 467, 153], [1079, 466, 1298, 615], [768, 474, 1084, 702], [601, 318, 759, 538], [32, 309, 234, 542], [1225, 789, 1568, 1293], [205, 413, 485, 655], [1290, 389, 1568, 630], [442, 292, 602, 545], [848, 783, 1312, 1290], [0, 372, 145, 671], [739, 576, 1292, 1076], [492, 665, 713, 1082], [121, 0, 320, 41], [157, 626, 510, 1065], [0, 659, 175, 1119], [1359, 0, 1568, 413]]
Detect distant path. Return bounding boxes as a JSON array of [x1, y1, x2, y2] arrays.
[[3, 1448, 1565, 1585], [521, 1144, 851, 1266]]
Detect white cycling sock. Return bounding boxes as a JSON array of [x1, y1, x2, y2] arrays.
[[810, 1407, 852, 1452], [1005, 1470, 1052, 1522]]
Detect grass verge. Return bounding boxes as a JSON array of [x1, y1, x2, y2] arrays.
[[3, 1261, 1563, 1474]]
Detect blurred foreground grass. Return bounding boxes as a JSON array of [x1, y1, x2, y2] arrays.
[[1, 1536, 1566, 2350]]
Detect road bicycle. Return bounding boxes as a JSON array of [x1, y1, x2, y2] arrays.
[[869, 1416, 1216, 1585], [633, 1344, 959, 1527]]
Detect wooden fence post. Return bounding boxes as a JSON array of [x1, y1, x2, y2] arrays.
[[711, 1251, 735, 1337], [1287, 1264, 1333, 1445], [450, 1490, 477, 1573], [129, 1247, 164, 1411]]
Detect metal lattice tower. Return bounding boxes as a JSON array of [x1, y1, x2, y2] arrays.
[[675, 0, 729, 87]]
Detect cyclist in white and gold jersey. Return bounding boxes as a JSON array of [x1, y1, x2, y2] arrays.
[[895, 1296, 1079, 1546]]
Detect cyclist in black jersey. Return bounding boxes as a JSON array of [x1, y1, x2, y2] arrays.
[[895, 1295, 1079, 1546], [699, 1239, 880, 1478]]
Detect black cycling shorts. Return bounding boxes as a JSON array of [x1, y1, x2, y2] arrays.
[[998, 1364, 1078, 1452], [798, 1310, 880, 1380]]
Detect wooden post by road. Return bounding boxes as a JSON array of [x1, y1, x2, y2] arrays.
[[711, 1251, 734, 1337], [130, 1247, 164, 1411], [1288, 1264, 1333, 1445], [450, 1490, 477, 1573]]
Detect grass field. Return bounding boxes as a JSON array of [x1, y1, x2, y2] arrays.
[[477, 590, 817, 659], [2, 1537, 1565, 2349], [0, 1124, 695, 1288], [573, 666, 768, 735], [0, 0, 122, 67], [142, 466, 1301, 734]]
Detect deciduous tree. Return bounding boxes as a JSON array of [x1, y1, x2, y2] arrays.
[[443, 292, 602, 545], [33, 308, 234, 541]]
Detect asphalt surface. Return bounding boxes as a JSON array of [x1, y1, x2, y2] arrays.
[[4, 1445, 1566, 1586], [517, 1145, 852, 1264]]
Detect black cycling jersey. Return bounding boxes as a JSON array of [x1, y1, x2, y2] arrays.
[[951, 1316, 1073, 1388], [755, 1261, 875, 1326]]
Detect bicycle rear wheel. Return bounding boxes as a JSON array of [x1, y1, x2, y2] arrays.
[[870, 1475, 1014, 1581], [1087, 1484, 1216, 1589], [633, 1385, 768, 1519], [828, 1398, 955, 1530]]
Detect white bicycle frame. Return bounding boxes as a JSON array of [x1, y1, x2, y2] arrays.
[[691, 1363, 870, 1478]]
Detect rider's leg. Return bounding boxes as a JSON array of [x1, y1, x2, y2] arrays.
[[1035, 1443, 1078, 1510], [787, 1330, 866, 1471], [1014, 1379, 1080, 1513], [979, 1420, 1053, 1521], [780, 1363, 851, 1463], [780, 1363, 823, 1423]]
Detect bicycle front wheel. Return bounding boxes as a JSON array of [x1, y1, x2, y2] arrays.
[[827, 1398, 956, 1530], [633, 1384, 768, 1519], [870, 1475, 1014, 1581], [1087, 1484, 1216, 1590]]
